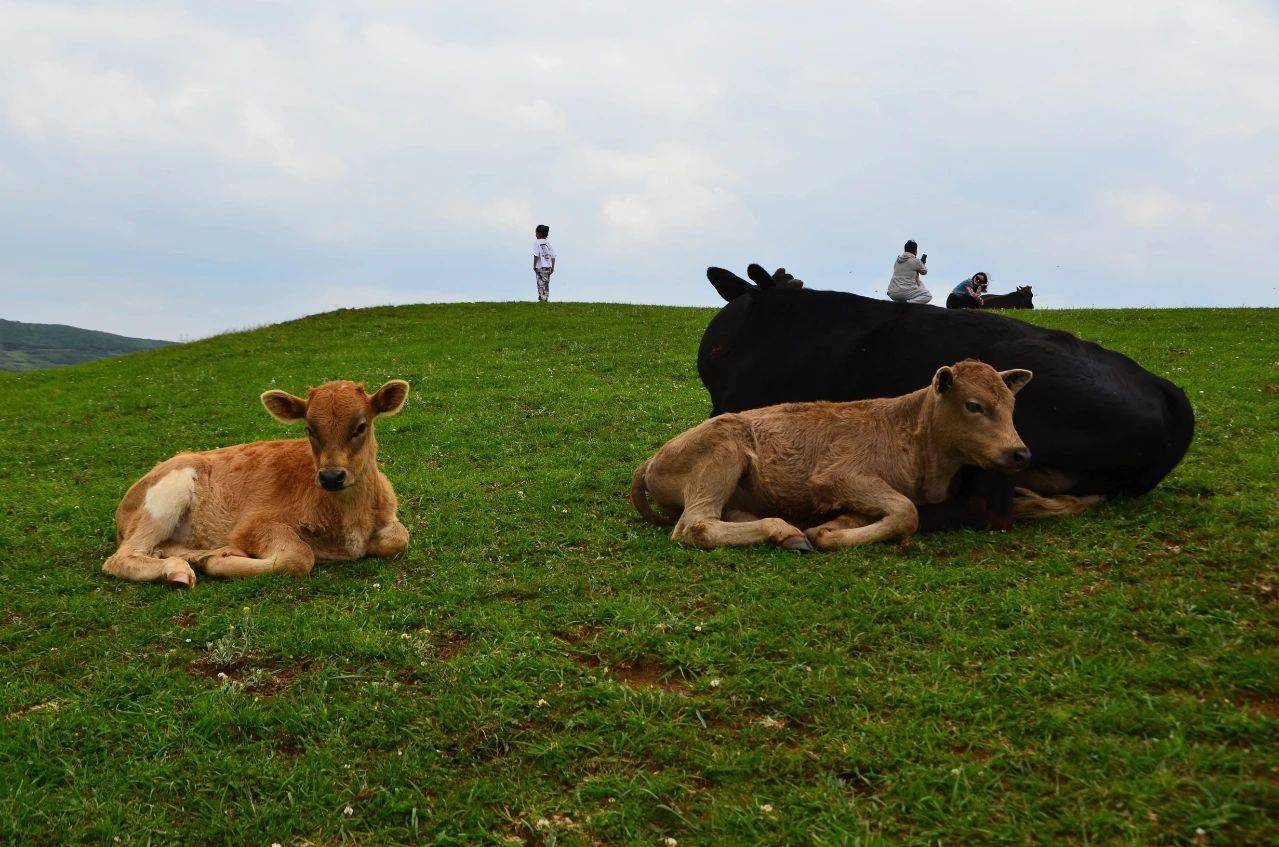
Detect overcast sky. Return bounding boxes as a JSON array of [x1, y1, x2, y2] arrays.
[[2, 1, 1277, 339]]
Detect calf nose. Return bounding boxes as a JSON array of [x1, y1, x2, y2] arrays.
[[317, 469, 346, 491], [1010, 448, 1031, 468]]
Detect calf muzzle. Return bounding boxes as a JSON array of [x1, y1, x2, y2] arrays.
[[317, 469, 349, 491], [1004, 448, 1032, 470]]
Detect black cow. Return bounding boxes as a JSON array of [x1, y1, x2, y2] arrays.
[[946, 285, 1034, 310], [981, 286, 1035, 310], [699, 265, 1194, 531]]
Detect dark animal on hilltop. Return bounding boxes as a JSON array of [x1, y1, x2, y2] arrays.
[[981, 286, 1035, 309], [698, 265, 1193, 531], [105, 380, 411, 587], [633, 360, 1035, 551]]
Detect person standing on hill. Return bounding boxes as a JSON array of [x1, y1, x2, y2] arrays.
[[887, 239, 931, 304], [533, 224, 556, 302]]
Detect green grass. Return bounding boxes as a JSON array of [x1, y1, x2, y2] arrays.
[[0, 303, 1275, 846]]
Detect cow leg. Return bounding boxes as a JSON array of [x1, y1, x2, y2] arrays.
[[804, 476, 919, 551], [1011, 487, 1103, 519], [368, 519, 409, 557], [916, 468, 1015, 532], [201, 522, 315, 579]]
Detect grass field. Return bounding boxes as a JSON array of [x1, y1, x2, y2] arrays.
[[0, 303, 1276, 846]]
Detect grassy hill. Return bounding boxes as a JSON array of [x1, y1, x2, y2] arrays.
[[0, 303, 1275, 845], [0, 317, 172, 371]]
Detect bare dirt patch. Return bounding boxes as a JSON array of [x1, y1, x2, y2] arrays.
[[949, 744, 994, 762], [5, 700, 63, 719], [571, 652, 690, 694], [188, 657, 312, 695], [1231, 691, 1279, 720], [554, 624, 603, 646], [436, 633, 470, 660]]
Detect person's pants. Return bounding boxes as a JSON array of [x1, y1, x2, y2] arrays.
[[946, 293, 979, 309], [535, 268, 552, 302], [889, 288, 932, 304]]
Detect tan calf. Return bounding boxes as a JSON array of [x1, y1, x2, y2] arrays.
[[104, 380, 411, 587], [632, 360, 1033, 551]]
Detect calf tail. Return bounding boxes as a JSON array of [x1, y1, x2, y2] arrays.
[[1012, 487, 1103, 519], [631, 460, 676, 526]]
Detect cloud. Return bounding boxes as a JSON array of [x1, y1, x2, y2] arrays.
[[1, 0, 1277, 338]]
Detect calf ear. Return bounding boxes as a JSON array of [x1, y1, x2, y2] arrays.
[[370, 380, 410, 416], [999, 369, 1033, 395], [261, 390, 307, 423], [932, 366, 955, 395]]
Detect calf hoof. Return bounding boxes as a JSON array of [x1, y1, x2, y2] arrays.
[[167, 570, 195, 588], [164, 559, 196, 588], [781, 535, 814, 553]]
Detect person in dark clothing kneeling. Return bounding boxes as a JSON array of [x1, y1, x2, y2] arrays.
[[946, 272, 989, 309]]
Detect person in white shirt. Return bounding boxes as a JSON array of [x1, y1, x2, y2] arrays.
[[886, 239, 931, 304], [533, 224, 556, 302]]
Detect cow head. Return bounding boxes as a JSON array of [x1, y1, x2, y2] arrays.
[[260, 379, 409, 492], [930, 360, 1032, 472]]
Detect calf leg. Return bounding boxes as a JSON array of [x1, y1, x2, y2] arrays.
[[804, 476, 919, 551], [368, 519, 409, 557], [201, 522, 315, 579], [103, 468, 199, 587], [104, 544, 197, 587], [659, 445, 808, 552], [678, 512, 811, 550]]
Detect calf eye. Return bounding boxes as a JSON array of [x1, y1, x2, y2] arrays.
[[305, 424, 317, 437], [964, 400, 983, 414], [352, 421, 367, 438]]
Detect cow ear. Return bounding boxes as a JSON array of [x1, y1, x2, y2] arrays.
[[746, 264, 773, 288], [261, 390, 307, 423], [999, 369, 1033, 395], [370, 380, 410, 416], [933, 366, 955, 395], [706, 267, 753, 302]]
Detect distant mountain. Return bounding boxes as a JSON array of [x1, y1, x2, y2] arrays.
[[0, 318, 174, 372]]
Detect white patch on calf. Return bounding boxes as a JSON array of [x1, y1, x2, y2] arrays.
[[143, 467, 197, 534], [344, 529, 367, 559]]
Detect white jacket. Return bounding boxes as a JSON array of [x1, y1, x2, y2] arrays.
[[887, 253, 929, 297]]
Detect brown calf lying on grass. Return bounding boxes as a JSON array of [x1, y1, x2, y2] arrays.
[[631, 360, 1036, 551], [104, 380, 411, 587]]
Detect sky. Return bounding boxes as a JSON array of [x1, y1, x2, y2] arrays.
[[2, 0, 1278, 340]]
